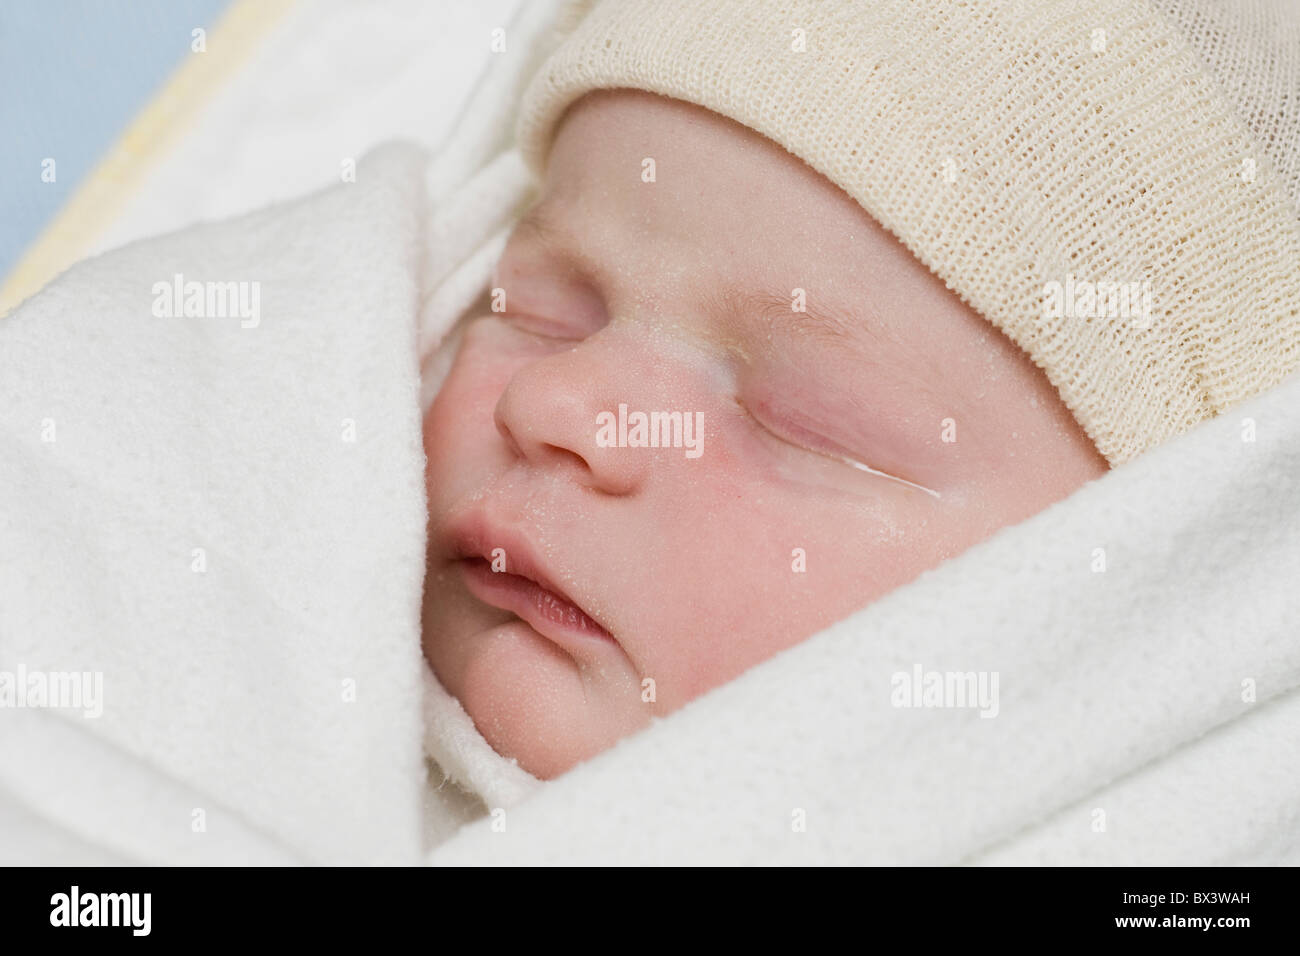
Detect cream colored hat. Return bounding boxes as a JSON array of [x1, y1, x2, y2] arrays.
[[513, 0, 1300, 466]]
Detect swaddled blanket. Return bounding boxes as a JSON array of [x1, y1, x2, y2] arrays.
[[0, 0, 559, 866], [0, 145, 436, 865], [3, 0, 1299, 866], [4, 138, 1300, 868]]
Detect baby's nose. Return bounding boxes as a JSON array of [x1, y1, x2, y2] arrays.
[[492, 337, 654, 495]]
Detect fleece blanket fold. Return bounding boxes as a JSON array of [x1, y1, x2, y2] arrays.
[[0, 0, 561, 867], [4, 129, 1299, 867], [0, 145, 432, 865]]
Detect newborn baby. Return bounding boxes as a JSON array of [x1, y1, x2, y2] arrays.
[[421, 89, 1108, 780]]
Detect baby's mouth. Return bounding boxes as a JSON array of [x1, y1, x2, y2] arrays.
[[442, 515, 616, 652], [458, 557, 614, 647]]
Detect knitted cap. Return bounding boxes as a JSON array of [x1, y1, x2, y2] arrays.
[[513, 0, 1300, 466]]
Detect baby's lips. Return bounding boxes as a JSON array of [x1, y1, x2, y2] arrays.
[[458, 556, 617, 656], [440, 508, 614, 639]]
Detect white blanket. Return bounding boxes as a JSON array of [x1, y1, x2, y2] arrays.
[[0, 145, 434, 865], [0, 0, 559, 867], [3, 0, 1298, 865]]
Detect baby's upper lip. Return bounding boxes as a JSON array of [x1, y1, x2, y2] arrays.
[[440, 511, 610, 635]]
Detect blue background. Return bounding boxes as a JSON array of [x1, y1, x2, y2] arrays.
[[0, 0, 232, 278]]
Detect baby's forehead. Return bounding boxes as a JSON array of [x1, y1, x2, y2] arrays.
[[544, 94, 884, 246], [523, 105, 970, 374]]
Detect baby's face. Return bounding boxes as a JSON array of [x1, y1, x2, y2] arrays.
[[421, 89, 1108, 779]]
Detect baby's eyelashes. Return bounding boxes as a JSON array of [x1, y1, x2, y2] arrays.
[[737, 394, 942, 500]]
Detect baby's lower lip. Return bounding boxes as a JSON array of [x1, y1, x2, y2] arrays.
[[458, 558, 615, 649]]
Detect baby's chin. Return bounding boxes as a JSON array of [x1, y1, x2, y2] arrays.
[[428, 609, 649, 780]]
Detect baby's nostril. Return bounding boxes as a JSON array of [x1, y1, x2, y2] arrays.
[[543, 441, 593, 473]]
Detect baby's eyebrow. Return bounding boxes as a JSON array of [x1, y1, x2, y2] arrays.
[[705, 284, 888, 359], [511, 202, 896, 362], [707, 284, 951, 415], [507, 201, 602, 280]]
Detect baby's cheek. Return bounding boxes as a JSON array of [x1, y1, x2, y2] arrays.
[[644, 441, 948, 702], [423, 371, 490, 480], [425, 322, 552, 470]]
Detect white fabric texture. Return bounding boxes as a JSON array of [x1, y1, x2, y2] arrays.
[[0, 0, 558, 867], [3, 0, 1298, 866], [0, 145, 433, 865], [88, 0, 525, 258]]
